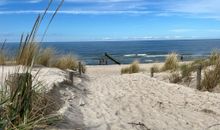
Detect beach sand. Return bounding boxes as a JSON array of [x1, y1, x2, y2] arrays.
[[2, 64, 220, 130]]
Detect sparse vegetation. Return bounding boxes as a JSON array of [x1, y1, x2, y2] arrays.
[[180, 64, 192, 78], [209, 50, 220, 65], [162, 53, 179, 71], [37, 48, 54, 67], [151, 64, 160, 73], [202, 59, 220, 91], [0, 51, 5, 65], [0, 0, 65, 129], [191, 59, 209, 69], [52, 55, 79, 70], [169, 72, 182, 83], [121, 61, 140, 74], [0, 72, 60, 129], [16, 43, 39, 66], [180, 64, 194, 85]]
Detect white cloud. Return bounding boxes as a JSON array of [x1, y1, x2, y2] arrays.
[[0, 10, 150, 15], [64, 0, 143, 3], [0, 0, 6, 5], [168, 0, 220, 14], [170, 29, 195, 33], [0, 0, 43, 5], [27, 0, 43, 3], [207, 29, 220, 32], [1, 0, 220, 20], [0, 10, 42, 14]]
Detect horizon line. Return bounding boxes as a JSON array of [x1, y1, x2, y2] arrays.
[[4, 38, 220, 43]]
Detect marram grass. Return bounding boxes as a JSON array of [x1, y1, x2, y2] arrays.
[[0, 0, 64, 129], [121, 61, 140, 74], [52, 54, 79, 70], [37, 48, 54, 67], [0, 51, 5, 65], [162, 53, 179, 71]]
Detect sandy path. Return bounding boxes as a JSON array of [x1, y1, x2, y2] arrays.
[[76, 65, 220, 130], [2, 65, 220, 130]]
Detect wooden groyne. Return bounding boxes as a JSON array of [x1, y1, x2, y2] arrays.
[[99, 53, 121, 65]]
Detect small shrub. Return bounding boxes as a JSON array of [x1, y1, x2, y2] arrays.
[[169, 72, 182, 83], [202, 59, 220, 91], [162, 53, 179, 71], [37, 48, 54, 67], [121, 61, 140, 74], [52, 55, 78, 70]]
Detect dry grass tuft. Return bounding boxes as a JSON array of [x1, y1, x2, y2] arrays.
[[0, 0, 64, 129], [209, 50, 220, 65], [202, 59, 220, 91], [191, 59, 209, 69], [121, 61, 140, 74], [169, 72, 182, 83], [0, 73, 60, 129], [52, 55, 78, 70], [162, 53, 179, 71], [180, 64, 194, 85], [0, 51, 5, 65], [180, 64, 193, 78], [16, 43, 39, 66], [37, 48, 54, 67]]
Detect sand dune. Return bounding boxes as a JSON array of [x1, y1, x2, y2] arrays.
[[52, 65, 220, 130], [2, 65, 220, 130]]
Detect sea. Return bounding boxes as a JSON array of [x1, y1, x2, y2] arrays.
[[4, 39, 220, 65]]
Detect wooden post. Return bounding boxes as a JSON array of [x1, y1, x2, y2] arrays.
[[79, 62, 82, 75], [68, 71, 74, 85], [197, 65, 202, 90], [105, 59, 108, 65], [151, 67, 154, 77]]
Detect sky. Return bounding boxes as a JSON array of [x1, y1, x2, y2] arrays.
[[0, 0, 220, 42]]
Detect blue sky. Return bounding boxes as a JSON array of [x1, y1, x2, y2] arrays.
[[0, 0, 220, 42]]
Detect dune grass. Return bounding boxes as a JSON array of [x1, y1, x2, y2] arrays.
[[163, 50, 220, 90], [162, 53, 179, 71], [52, 54, 79, 70], [16, 43, 39, 66], [0, 42, 5, 65], [169, 72, 182, 83], [209, 50, 220, 65], [0, 0, 64, 129], [121, 61, 140, 74], [0, 73, 60, 129], [180, 64, 192, 78], [0, 51, 5, 65], [202, 58, 220, 92], [37, 48, 54, 67]]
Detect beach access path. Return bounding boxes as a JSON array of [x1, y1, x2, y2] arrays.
[[56, 64, 220, 130]]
